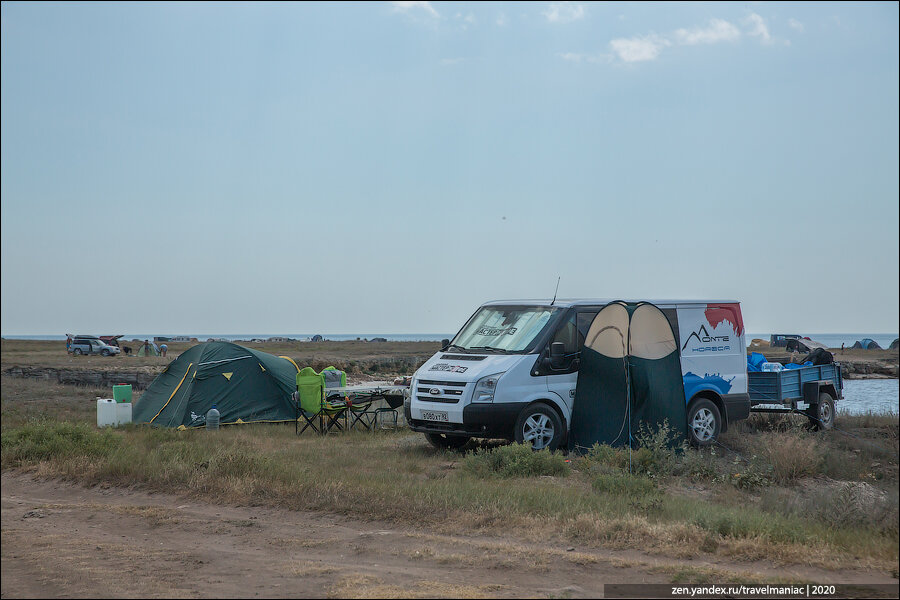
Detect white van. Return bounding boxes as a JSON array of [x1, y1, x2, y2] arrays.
[[406, 299, 750, 450]]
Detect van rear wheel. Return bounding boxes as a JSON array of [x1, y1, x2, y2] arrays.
[[424, 433, 470, 451], [687, 399, 721, 447]]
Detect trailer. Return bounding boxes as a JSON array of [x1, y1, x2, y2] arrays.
[[748, 363, 843, 429]]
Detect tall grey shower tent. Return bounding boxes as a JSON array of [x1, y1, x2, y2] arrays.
[[569, 301, 687, 451]]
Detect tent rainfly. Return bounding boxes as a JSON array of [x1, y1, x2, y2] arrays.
[[851, 338, 882, 350], [133, 342, 300, 428], [569, 301, 687, 452]]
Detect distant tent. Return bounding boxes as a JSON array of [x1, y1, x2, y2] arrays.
[[569, 301, 686, 451], [890, 339, 899, 351], [851, 338, 882, 350], [133, 342, 301, 428], [136, 341, 160, 356]]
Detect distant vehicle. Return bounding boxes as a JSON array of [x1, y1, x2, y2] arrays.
[[70, 335, 121, 356], [99, 335, 123, 347], [770, 334, 801, 347]]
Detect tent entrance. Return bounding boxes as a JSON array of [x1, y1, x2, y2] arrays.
[[569, 301, 687, 453]]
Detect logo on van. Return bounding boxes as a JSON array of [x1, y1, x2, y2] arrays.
[[428, 363, 468, 373], [682, 325, 730, 352], [476, 326, 517, 336]]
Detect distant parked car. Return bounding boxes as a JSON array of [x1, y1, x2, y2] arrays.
[[70, 335, 121, 357]]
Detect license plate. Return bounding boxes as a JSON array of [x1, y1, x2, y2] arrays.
[[422, 410, 448, 422]]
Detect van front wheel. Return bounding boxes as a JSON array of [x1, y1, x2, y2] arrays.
[[514, 404, 563, 451]]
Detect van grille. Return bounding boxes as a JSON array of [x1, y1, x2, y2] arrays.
[[415, 379, 468, 404]]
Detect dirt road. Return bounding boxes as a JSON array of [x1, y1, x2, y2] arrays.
[[1, 474, 894, 598]]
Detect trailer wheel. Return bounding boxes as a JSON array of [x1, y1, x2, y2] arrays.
[[424, 433, 470, 451], [687, 399, 721, 447], [807, 393, 835, 431]]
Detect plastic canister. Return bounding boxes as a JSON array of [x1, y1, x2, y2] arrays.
[[113, 384, 133, 403], [761, 362, 783, 372], [97, 398, 118, 427], [115, 402, 132, 426], [206, 405, 220, 431]]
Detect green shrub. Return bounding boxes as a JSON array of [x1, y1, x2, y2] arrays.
[[462, 443, 569, 479], [581, 421, 682, 478], [1, 420, 120, 468]]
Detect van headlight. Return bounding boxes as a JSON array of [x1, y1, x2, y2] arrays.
[[472, 372, 505, 403]]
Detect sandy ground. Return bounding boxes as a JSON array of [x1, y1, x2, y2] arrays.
[[2, 475, 896, 599]]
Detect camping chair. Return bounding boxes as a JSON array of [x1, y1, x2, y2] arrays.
[[296, 367, 324, 435], [374, 393, 405, 430], [321, 366, 354, 433]]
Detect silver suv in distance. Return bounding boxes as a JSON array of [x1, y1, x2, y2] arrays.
[[70, 336, 121, 356]]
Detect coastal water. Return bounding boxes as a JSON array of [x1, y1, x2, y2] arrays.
[[840, 379, 899, 416]]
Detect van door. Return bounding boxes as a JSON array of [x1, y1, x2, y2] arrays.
[[544, 309, 598, 424]]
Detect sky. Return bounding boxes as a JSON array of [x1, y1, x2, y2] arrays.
[[1, 1, 898, 336]]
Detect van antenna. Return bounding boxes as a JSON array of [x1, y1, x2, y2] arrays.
[[550, 276, 561, 306]]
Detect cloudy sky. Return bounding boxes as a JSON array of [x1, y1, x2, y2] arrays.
[[1, 1, 898, 336]]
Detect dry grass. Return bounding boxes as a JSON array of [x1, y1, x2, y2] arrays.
[[2, 375, 898, 577], [756, 432, 823, 483]]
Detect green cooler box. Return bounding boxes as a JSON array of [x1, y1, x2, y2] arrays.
[[113, 384, 133, 403]]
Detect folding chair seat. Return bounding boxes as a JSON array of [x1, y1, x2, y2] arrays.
[[295, 367, 324, 435]]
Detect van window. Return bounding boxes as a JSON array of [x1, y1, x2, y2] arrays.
[[452, 306, 559, 352], [551, 313, 580, 354], [576, 312, 598, 342]]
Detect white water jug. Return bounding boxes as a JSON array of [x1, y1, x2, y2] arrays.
[[115, 402, 132, 426], [97, 398, 117, 427]]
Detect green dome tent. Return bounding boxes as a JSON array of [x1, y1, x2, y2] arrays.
[[136, 341, 160, 356], [133, 342, 300, 428]]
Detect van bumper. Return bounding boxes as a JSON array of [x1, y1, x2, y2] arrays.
[[408, 402, 522, 438], [723, 393, 751, 424]]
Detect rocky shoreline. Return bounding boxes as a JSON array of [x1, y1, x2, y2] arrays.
[[4, 358, 897, 389]]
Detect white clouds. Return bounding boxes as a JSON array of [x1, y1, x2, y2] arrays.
[[597, 13, 781, 64], [609, 35, 670, 63], [496, 13, 508, 27], [440, 57, 464, 66], [543, 2, 585, 24], [788, 18, 804, 32], [744, 13, 772, 44], [390, 1, 439, 19], [673, 18, 741, 46]]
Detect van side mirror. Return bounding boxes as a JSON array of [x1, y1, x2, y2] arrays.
[[441, 339, 450, 352], [549, 342, 566, 369]]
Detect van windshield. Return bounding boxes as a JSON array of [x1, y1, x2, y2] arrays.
[[450, 306, 559, 353]]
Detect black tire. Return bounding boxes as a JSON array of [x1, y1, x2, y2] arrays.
[[807, 392, 835, 431], [101, 349, 110, 357], [687, 398, 722, 447], [514, 403, 563, 451], [424, 433, 470, 451], [73, 348, 83, 356]]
